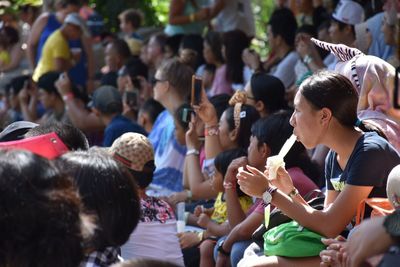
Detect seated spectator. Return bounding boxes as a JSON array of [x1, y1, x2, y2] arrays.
[[197, 148, 253, 267], [0, 26, 24, 73], [243, 8, 298, 89], [214, 110, 320, 266], [24, 121, 89, 151], [244, 72, 288, 118], [147, 58, 193, 196], [90, 85, 146, 146], [1, 75, 28, 128], [55, 148, 141, 266], [110, 133, 184, 266], [237, 71, 400, 266], [0, 149, 94, 267]]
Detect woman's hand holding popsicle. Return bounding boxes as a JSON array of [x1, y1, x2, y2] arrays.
[[237, 165, 271, 198], [265, 166, 294, 195]]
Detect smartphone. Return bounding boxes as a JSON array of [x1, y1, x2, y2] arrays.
[[125, 91, 138, 110], [191, 75, 203, 106], [182, 107, 194, 123]]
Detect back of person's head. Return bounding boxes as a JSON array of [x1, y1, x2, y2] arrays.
[[223, 29, 250, 84], [224, 98, 260, 149], [204, 31, 224, 64], [111, 259, 181, 267], [251, 110, 322, 186], [91, 85, 123, 115], [268, 7, 297, 47], [0, 149, 91, 267], [157, 57, 193, 98], [165, 34, 184, 58], [56, 148, 140, 250], [180, 34, 205, 69], [110, 38, 132, 62], [214, 148, 247, 196], [0, 25, 19, 48], [139, 98, 164, 125], [37, 71, 62, 98], [6, 75, 30, 96], [25, 121, 89, 151], [250, 72, 288, 114], [209, 93, 230, 120], [109, 132, 155, 189], [300, 71, 385, 137], [119, 8, 143, 29]]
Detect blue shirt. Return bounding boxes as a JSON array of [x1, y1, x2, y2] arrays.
[[148, 110, 186, 195], [103, 114, 146, 147]]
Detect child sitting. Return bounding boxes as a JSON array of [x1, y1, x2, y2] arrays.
[[195, 148, 253, 267]]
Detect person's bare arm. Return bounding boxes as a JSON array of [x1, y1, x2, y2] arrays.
[[27, 13, 49, 70], [82, 35, 95, 94], [169, 0, 209, 25], [238, 165, 373, 238], [207, 0, 225, 18]]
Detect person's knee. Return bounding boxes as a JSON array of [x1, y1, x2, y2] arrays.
[[200, 240, 215, 257]]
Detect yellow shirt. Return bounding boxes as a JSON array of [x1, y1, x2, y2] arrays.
[[33, 29, 71, 82], [211, 192, 253, 224]]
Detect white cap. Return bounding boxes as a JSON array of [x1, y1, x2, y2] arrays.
[[64, 12, 90, 36], [332, 0, 364, 25]]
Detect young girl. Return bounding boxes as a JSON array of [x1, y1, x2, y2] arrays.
[[237, 71, 400, 266], [197, 148, 253, 267]]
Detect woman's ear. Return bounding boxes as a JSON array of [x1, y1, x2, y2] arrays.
[[255, 100, 265, 114], [229, 128, 238, 141], [320, 107, 332, 126]]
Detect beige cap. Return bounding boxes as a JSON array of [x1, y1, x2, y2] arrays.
[[109, 132, 154, 171]]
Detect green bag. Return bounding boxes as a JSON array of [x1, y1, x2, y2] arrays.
[[263, 220, 326, 257]]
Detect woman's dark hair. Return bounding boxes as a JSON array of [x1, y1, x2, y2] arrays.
[[251, 110, 322, 186], [268, 7, 297, 47], [180, 34, 205, 69], [0, 26, 19, 47], [0, 149, 90, 267], [300, 71, 386, 138], [209, 93, 230, 120], [165, 34, 184, 57], [224, 104, 260, 149], [55, 148, 140, 251], [250, 72, 288, 114], [214, 148, 248, 196], [223, 30, 250, 84], [204, 31, 224, 64]]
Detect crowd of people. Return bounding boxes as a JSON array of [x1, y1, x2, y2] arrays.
[[1, 0, 400, 266]]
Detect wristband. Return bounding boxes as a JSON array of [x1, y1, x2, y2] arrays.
[[204, 125, 219, 136], [288, 187, 299, 198], [62, 92, 74, 101], [223, 181, 236, 190], [197, 231, 204, 242], [186, 149, 199, 156], [185, 189, 192, 201]]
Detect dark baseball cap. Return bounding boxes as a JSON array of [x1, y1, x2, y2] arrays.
[[0, 121, 39, 142], [89, 85, 122, 114]]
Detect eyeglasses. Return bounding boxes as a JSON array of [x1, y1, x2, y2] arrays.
[[151, 76, 166, 85]]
